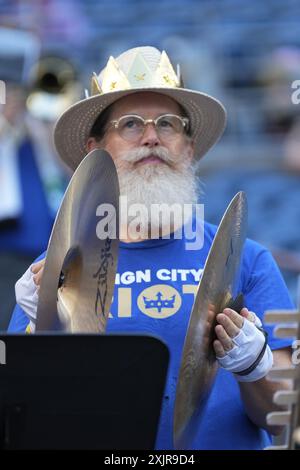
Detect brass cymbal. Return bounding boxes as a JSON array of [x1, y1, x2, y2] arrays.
[[174, 191, 248, 449], [36, 149, 119, 333]]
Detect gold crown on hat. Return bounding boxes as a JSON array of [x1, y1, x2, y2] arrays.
[[90, 50, 181, 96]]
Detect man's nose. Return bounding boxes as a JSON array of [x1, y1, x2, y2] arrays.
[[140, 123, 160, 147]]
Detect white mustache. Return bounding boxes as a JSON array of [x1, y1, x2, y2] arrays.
[[120, 146, 175, 165]]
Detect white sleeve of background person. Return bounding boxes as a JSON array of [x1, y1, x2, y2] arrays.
[[15, 265, 38, 332], [216, 313, 273, 382]]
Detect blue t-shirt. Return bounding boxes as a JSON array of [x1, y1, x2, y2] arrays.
[[8, 221, 293, 450]]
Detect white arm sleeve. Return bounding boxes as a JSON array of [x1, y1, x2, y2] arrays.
[[15, 265, 39, 332]]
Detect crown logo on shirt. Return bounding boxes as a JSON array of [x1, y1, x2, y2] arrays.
[[143, 291, 176, 313]]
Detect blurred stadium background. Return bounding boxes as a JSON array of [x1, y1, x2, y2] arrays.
[[0, 0, 300, 328]]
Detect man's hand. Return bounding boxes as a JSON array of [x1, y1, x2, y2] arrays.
[[31, 259, 45, 287], [212, 306, 273, 382], [15, 259, 46, 331], [213, 307, 255, 357]]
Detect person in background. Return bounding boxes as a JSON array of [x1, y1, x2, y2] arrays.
[[0, 28, 76, 329]]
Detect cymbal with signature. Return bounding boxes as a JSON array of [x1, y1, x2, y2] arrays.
[[36, 149, 119, 333], [174, 191, 248, 449]]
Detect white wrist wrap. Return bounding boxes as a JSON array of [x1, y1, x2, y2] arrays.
[[217, 313, 273, 382], [15, 265, 38, 332]]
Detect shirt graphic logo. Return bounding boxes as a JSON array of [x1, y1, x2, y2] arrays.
[[138, 285, 181, 318], [143, 291, 175, 312]]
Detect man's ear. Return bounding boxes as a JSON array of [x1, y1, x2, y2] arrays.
[[186, 138, 195, 163], [86, 137, 101, 153]]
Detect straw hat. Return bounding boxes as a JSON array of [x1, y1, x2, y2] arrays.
[[54, 46, 226, 171]]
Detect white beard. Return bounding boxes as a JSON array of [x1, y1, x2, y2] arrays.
[[116, 146, 200, 239]]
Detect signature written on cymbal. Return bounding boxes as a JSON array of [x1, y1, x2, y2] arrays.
[[93, 237, 114, 319]]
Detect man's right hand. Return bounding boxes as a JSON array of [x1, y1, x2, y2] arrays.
[[31, 259, 45, 287], [15, 258, 46, 331]]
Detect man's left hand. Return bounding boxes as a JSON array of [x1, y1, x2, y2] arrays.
[[214, 307, 255, 357], [213, 307, 273, 382]]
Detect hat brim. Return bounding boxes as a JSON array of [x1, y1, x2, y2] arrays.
[[54, 87, 226, 172]]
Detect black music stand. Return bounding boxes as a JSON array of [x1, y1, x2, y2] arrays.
[[0, 334, 169, 450]]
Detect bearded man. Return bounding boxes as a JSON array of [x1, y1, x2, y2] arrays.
[[8, 46, 293, 450]]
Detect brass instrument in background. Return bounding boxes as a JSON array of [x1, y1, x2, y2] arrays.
[[26, 55, 80, 121]]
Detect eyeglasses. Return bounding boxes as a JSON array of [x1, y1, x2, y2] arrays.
[[109, 114, 189, 142]]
